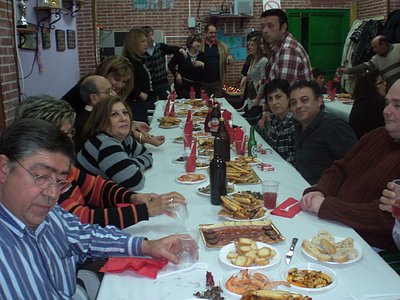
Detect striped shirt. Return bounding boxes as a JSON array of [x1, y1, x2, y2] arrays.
[[59, 166, 149, 229], [0, 203, 144, 299], [76, 133, 153, 191]]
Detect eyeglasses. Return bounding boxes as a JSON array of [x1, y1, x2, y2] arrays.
[[15, 160, 70, 193]]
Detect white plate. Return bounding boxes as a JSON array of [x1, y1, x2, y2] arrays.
[[176, 173, 207, 184], [159, 124, 180, 129], [219, 242, 281, 270], [195, 163, 210, 170], [220, 270, 275, 299], [220, 209, 270, 222], [173, 137, 184, 144], [172, 157, 186, 164], [301, 236, 362, 265], [281, 262, 337, 293], [197, 183, 236, 196]]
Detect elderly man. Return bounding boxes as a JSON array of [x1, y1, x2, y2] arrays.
[[338, 35, 400, 88], [289, 80, 357, 184], [201, 24, 234, 97], [0, 119, 186, 299], [301, 79, 400, 251]]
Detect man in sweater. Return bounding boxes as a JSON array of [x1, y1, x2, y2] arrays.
[[290, 80, 357, 185], [337, 35, 400, 88], [301, 79, 400, 251], [201, 24, 234, 98]]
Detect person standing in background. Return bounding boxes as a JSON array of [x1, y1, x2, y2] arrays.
[[168, 33, 206, 99], [312, 68, 327, 94], [141, 26, 186, 104], [123, 28, 152, 124], [201, 24, 234, 97]]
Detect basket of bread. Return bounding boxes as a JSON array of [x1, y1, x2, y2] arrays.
[[301, 230, 360, 264]]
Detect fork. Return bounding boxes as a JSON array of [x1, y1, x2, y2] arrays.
[[280, 202, 299, 212]]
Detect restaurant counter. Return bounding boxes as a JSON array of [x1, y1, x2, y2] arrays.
[[97, 99, 400, 300]]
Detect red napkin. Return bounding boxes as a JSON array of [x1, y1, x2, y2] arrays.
[[201, 90, 210, 106], [164, 99, 170, 117], [190, 86, 196, 100], [222, 109, 232, 122], [168, 101, 175, 117], [99, 257, 169, 279], [326, 81, 336, 101], [185, 110, 192, 124], [184, 121, 193, 149], [186, 138, 197, 172], [271, 198, 301, 218], [233, 127, 246, 154]]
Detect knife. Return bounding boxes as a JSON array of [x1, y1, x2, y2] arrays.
[[286, 238, 298, 265]]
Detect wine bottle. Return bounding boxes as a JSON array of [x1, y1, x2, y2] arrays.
[[217, 117, 230, 161], [248, 126, 257, 157], [209, 103, 221, 136], [210, 138, 227, 205]]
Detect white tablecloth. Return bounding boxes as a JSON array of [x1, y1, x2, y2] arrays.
[[97, 99, 400, 300], [324, 100, 353, 123]]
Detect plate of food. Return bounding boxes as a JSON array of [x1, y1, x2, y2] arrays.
[[301, 230, 362, 265], [172, 156, 187, 164], [226, 161, 262, 184], [281, 263, 336, 293], [193, 131, 211, 138], [234, 156, 261, 165], [220, 269, 284, 298], [158, 116, 182, 128], [219, 239, 281, 270], [218, 191, 267, 221], [195, 161, 210, 169], [173, 136, 184, 144], [176, 173, 206, 184], [199, 220, 285, 248], [197, 182, 236, 196]]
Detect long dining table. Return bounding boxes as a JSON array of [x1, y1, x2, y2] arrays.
[[96, 98, 400, 300]]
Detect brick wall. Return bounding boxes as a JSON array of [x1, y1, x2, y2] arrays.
[[356, 0, 388, 19], [0, 0, 20, 127]]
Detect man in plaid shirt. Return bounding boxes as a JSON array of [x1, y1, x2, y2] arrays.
[[257, 8, 313, 128], [141, 26, 185, 103]]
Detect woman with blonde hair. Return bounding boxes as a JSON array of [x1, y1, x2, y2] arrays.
[[123, 28, 153, 123], [62, 55, 134, 114], [77, 95, 153, 191]]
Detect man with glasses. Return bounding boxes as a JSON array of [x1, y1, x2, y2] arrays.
[[300, 79, 400, 251], [0, 119, 186, 299], [201, 24, 234, 97]]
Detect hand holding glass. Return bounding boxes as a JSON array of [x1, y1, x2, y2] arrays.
[[168, 202, 189, 222], [176, 229, 199, 268]]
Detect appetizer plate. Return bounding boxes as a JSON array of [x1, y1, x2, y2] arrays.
[[220, 270, 274, 299], [197, 183, 236, 196], [301, 236, 362, 265], [234, 157, 262, 166], [173, 136, 184, 144], [172, 156, 187, 164], [176, 173, 206, 184], [281, 263, 337, 293], [219, 242, 281, 270], [195, 162, 210, 170], [159, 124, 180, 129], [219, 209, 270, 222]]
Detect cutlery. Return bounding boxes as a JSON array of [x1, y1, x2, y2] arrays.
[[280, 202, 300, 212], [286, 238, 298, 265]]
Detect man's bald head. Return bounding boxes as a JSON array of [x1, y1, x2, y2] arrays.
[[80, 75, 114, 106], [371, 35, 389, 56]]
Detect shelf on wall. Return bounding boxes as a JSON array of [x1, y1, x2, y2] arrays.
[[208, 14, 251, 28], [35, 6, 70, 29]]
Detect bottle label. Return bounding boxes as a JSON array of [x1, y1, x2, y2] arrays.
[[210, 118, 219, 132], [250, 145, 257, 157]]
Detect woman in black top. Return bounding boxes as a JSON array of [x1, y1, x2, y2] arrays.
[[123, 28, 153, 123], [168, 34, 206, 99], [349, 70, 386, 139]]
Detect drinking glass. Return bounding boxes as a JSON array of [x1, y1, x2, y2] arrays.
[[262, 180, 279, 209], [392, 179, 400, 218], [168, 202, 189, 222], [176, 229, 199, 268]]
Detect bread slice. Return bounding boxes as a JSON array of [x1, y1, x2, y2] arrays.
[[302, 239, 321, 259], [320, 238, 337, 255], [337, 247, 358, 260], [258, 246, 272, 258], [335, 237, 354, 249], [239, 237, 253, 246], [332, 252, 348, 263], [316, 252, 332, 262], [318, 230, 335, 243]]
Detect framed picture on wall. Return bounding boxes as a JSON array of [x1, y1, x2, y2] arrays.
[[55, 29, 65, 51], [67, 29, 76, 49], [42, 27, 51, 49], [18, 32, 38, 50]]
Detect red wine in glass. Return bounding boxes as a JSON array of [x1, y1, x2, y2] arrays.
[[263, 192, 277, 209]]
